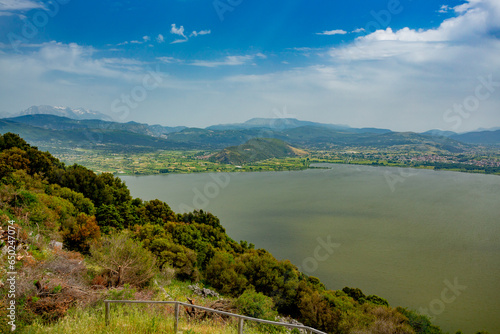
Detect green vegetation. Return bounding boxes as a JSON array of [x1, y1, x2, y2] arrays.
[[54, 149, 311, 174], [0, 133, 490, 334], [211, 138, 307, 165]]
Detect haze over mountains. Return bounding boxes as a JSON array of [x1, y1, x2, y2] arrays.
[[0, 106, 498, 153], [9, 105, 115, 121]]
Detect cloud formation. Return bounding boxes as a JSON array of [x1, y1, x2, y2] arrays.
[[190, 30, 211, 37], [0, 0, 43, 15], [190, 53, 266, 67], [316, 29, 347, 36], [170, 24, 211, 43]]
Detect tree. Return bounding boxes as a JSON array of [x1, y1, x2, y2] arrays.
[[96, 204, 124, 233], [90, 231, 156, 287]]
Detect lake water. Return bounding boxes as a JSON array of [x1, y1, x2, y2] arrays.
[[121, 164, 500, 333]]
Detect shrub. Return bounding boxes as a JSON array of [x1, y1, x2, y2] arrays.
[[89, 231, 157, 287], [63, 213, 101, 254], [236, 289, 276, 320], [204, 252, 247, 296], [396, 307, 444, 334]]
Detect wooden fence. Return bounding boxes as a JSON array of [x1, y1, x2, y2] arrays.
[[104, 299, 327, 334]]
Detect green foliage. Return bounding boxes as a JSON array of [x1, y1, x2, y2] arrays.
[[12, 189, 38, 207], [397, 307, 445, 334], [137, 199, 176, 224], [90, 232, 157, 287], [148, 238, 200, 281], [52, 285, 63, 294], [236, 289, 286, 334], [50, 185, 95, 215], [107, 284, 137, 300], [366, 294, 389, 306], [205, 252, 247, 296], [211, 138, 303, 165], [297, 281, 341, 333], [0, 133, 458, 334], [96, 204, 124, 233], [236, 289, 277, 320]]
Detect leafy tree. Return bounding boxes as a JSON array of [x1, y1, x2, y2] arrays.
[[137, 199, 176, 224], [148, 238, 199, 281], [96, 204, 124, 233]]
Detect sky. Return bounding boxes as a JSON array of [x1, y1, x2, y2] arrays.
[[0, 0, 499, 132]]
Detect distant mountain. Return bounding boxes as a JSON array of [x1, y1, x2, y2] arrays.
[[15, 105, 114, 121], [0, 116, 191, 152], [473, 127, 500, 132], [451, 130, 500, 145], [421, 129, 457, 137], [209, 118, 344, 131], [0, 114, 472, 153], [211, 138, 307, 165], [4, 115, 185, 137]]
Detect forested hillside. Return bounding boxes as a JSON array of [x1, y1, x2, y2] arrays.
[[0, 133, 462, 333]]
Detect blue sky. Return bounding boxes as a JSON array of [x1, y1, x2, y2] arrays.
[[0, 0, 499, 132]]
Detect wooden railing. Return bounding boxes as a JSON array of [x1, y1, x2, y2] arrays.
[[104, 299, 327, 334]]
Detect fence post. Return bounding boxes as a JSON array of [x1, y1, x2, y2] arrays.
[[174, 302, 179, 333], [105, 301, 110, 326], [238, 318, 244, 334]]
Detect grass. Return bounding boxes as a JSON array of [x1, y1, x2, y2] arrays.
[[21, 301, 274, 334]]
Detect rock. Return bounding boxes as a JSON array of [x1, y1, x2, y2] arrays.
[[188, 283, 220, 298], [49, 240, 63, 250]]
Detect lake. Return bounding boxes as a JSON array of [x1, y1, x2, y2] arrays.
[[121, 164, 500, 333]]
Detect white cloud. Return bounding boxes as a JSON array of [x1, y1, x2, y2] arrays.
[[170, 23, 187, 41], [330, 0, 500, 63], [171, 38, 188, 44], [190, 54, 265, 67], [156, 34, 165, 43], [352, 28, 365, 33], [316, 29, 347, 36], [157, 56, 182, 63], [190, 30, 211, 37], [360, 0, 500, 43], [438, 5, 450, 13], [143, 36, 150, 42], [170, 24, 211, 43], [0, 0, 43, 15]]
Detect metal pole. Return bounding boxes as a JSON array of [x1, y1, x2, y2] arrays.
[[105, 301, 110, 326], [238, 318, 244, 334], [174, 302, 179, 333]]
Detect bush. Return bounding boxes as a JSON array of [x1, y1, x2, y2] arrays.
[[90, 231, 157, 287], [236, 289, 276, 320], [63, 213, 101, 254], [204, 252, 247, 296], [236, 289, 285, 333]]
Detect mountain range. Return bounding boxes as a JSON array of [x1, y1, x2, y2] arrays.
[[11, 105, 114, 121], [0, 106, 498, 153]]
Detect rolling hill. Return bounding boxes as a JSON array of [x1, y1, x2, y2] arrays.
[[211, 138, 307, 165]]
